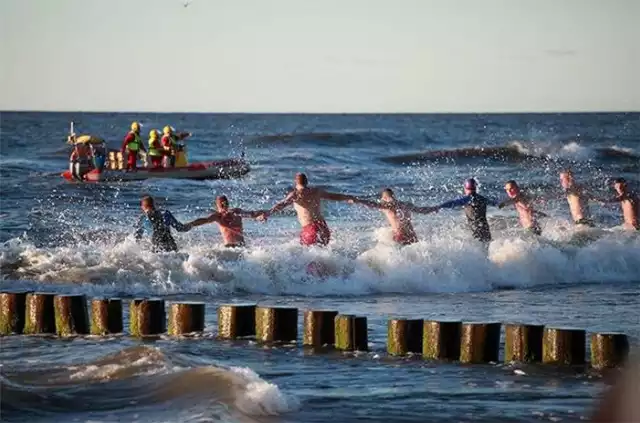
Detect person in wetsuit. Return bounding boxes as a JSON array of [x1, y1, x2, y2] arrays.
[[433, 178, 498, 247], [185, 195, 268, 247], [134, 196, 191, 252]]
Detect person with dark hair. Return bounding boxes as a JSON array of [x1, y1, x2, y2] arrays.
[[499, 180, 547, 235], [134, 196, 191, 252], [559, 169, 596, 226], [186, 195, 268, 247], [350, 188, 436, 246], [602, 178, 639, 230], [265, 172, 358, 246], [432, 178, 499, 246]]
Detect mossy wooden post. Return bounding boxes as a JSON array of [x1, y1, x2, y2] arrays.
[[423, 320, 461, 360], [91, 298, 123, 335], [303, 310, 338, 347], [54, 294, 89, 336], [590, 333, 629, 370], [504, 323, 544, 363], [542, 327, 586, 365], [460, 322, 501, 363], [217, 304, 256, 339], [387, 318, 424, 356], [0, 291, 30, 335], [255, 306, 298, 343], [129, 298, 166, 337], [168, 302, 205, 336], [23, 293, 56, 334], [334, 315, 368, 351]]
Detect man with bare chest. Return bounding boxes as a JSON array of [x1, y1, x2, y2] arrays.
[[604, 178, 639, 230], [499, 180, 547, 235], [265, 173, 358, 246], [351, 188, 436, 245], [559, 170, 596, 226], [186, 196, 267, 247]]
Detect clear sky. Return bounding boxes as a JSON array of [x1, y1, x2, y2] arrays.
[[1, 0, 639, 113]]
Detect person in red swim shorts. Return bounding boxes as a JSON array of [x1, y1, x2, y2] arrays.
[[350, 188, 437, 246], [265, 173, 358, 246]]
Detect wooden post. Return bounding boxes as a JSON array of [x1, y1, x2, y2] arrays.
[[504, 323, 544, 363], [542, 327, 586, 365], [217, 304, 256, 339], [129, 298, 166, 337], [0, 291, 30, 335], [422, 320, 461, 360], [91, 298, 123, 335], [334, 315, 368, 351], [168, 302, 205, 336], [590, 333, 629, 370], [23, 293, 56, 334], [460, 322, 501, 363], [255, 306, 298, 343], [303, 310, 338, 347], [54, 294, 89, 336], [387, 318, 424, 356]]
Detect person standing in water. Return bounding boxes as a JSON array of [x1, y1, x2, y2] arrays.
[[134, 196, 191, 252], [186, 195, 268, 247], [559, 169, 596, 227], [350, 188, 436, 246], [602, 178, 639, 230], [264, 173, 358, 246], [432, 178, 499, 247], [499, 180, 548, 235]]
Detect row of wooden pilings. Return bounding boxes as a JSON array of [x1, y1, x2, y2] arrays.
[[0, 292, 630, 370]]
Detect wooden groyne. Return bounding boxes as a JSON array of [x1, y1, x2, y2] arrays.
[[0, 291, 632, 369]]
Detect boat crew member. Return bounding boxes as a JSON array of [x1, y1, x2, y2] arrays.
[[186, 195, 268, 248], [499, 180, 547, 235], [433, 178, 499, 248], [602, 178, 639, 230], [134, 196, 191, 252], [69, 141, 92, 180], [350, 188, 436, 246], [559, 170, 596, 227], [147, 129, 164, 168], [161, 126, 190, 168], [264, 173, 358, 247], [121, 121, 146, 170]]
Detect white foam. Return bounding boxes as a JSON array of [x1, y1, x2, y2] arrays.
[[230, 367, 300, 415], [2, 215, 639, 297]]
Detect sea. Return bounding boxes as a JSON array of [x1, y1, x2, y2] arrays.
[[1, 112, 639, 423]]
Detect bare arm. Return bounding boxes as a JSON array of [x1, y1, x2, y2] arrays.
[[498, 197, 515, 209], [233, 208, 269, 220], [269, 191, 296, 214], [186, 213, 220, 228], [320, 190, 358, 202], [351, 198, 387, 210]]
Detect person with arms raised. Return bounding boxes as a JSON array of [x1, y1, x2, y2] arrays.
[[186, 195, 268, 248], [134, 196, 191, 252], [432, 178, 499, 248], [350, 188, 436, 246], [498, 180, 548, 235], [264, 173, 358, 247]]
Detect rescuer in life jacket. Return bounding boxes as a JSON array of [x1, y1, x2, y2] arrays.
[[147, 129, 164, 168], [161, 126, 191, 168], [121, 121, 146, 170]]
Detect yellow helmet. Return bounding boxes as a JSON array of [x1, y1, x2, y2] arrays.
[[149, 129, 159, 139], [163, 125, 173, 135], [131, 121, 140, 132]]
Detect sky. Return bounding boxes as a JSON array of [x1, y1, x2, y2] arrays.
[[1, 0, 639, 113]]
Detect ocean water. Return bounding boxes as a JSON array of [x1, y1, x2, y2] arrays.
[[1, 112, 639, 422]]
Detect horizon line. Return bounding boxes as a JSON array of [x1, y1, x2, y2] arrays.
[[1, 109, 639, 115]]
